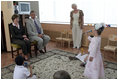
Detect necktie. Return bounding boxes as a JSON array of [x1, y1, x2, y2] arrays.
[[34, 20, 41, 34]]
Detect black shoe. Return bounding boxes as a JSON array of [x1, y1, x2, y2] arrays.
[[39, 50, 45, 53], [80, 63, 86, 67], [44, 47, 46, 53], [69, 56, 78, 60]]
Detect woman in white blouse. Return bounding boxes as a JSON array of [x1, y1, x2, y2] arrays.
[[70, 4, 84, 49]]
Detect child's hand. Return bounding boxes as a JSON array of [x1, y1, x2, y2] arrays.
[[89, 57, 93, 62], [84, 55, 88, 62], [28, 65, 32, 68]]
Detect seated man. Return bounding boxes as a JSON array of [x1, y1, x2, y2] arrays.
[[26, 11, 50, 53]]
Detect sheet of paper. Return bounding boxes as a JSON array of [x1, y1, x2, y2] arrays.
[[75, 53, 88, 63]]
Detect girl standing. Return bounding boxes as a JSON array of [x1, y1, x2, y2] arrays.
[[83, 23, 105, 79]]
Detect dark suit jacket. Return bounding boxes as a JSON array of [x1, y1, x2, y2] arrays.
[[9, 23, 27, 42]]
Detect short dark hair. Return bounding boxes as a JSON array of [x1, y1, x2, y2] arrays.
[[15, 56, 24, 66], [11, 14, 19, 22], [96, 26, 104, 35], [30, 10, 35, 14], [53, 70, 71, 79]]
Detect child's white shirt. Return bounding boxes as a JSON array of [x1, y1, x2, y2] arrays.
[[13, 65, 30, 79]]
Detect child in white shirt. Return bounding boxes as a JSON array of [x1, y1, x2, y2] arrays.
[[13, 56, 37, 79]]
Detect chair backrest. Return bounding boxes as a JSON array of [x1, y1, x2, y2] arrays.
[[107, 34, 117, 45], [67, 30, 72, 38], [8, 23, 13, 43], [61, 30, 68, 38], [60, 30, 72, 39], [108, 35, 117, 41]]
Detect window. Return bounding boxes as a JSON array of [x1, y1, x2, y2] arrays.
[[39, 0, 118, 27]]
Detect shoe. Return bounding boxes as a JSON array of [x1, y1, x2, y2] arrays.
[[77, 46, 80, 49], [39, 50, 45, 53], [80, 62, 86, 67], [73, 46, 77, 48], [69, 56, 78, 60]]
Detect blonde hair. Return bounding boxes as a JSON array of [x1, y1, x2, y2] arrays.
[[72, 3, 77, 7]]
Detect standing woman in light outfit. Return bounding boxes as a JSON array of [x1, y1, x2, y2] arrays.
[[70, 4, 84, 49]]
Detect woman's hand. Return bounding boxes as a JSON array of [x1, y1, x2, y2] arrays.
[[22, 35, 27, 38], [24, 37, 29, 40], [81, 25, 84, 29], [89, 57, 93, 62]]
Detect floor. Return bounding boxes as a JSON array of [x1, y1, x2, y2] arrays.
[[1, 41, 117, 68]]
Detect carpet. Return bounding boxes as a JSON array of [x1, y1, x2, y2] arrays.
[[1, 49, 117, 79]]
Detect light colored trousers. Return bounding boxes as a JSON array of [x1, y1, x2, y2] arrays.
[[30, 35, 50, 50], [72, 25, 82, 48]]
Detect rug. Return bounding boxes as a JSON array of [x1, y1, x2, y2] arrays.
[[1, 49, 117, 79]]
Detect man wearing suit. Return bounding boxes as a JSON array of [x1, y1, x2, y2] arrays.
[[26, 11, 50, 53]]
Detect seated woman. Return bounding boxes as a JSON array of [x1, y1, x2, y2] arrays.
[[10, 14, 31, 60]]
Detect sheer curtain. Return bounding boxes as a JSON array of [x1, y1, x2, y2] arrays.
[[39, 0, 117, 27]]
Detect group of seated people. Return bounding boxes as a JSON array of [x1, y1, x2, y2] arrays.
[[11, 10, 72, 79], [10, 10, 50, 60]]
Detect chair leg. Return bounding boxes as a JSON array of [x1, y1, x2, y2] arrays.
[[60, 41, 63, 47], [44, 46, 46, 53], [62, 41, 64, 47], [114, 51, 115, 57], [68, 41, 70, 48], [56, 40, 58, 47], [34, 44, 38, 57], [103, 50, 105, 60], [11, 46, 14, 58]]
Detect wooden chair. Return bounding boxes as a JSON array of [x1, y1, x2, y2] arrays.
[[56, 30, 67, 47], [56, 30, 72, 48], [8, 23, 38, 58], [62, 30, 72, 48], [104, 34, 117, 58]]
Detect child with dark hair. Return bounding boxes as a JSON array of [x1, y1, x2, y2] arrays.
[[83, 23, 105, 79], [13, 56, 36, 79], [53, 70, 71, 79]]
